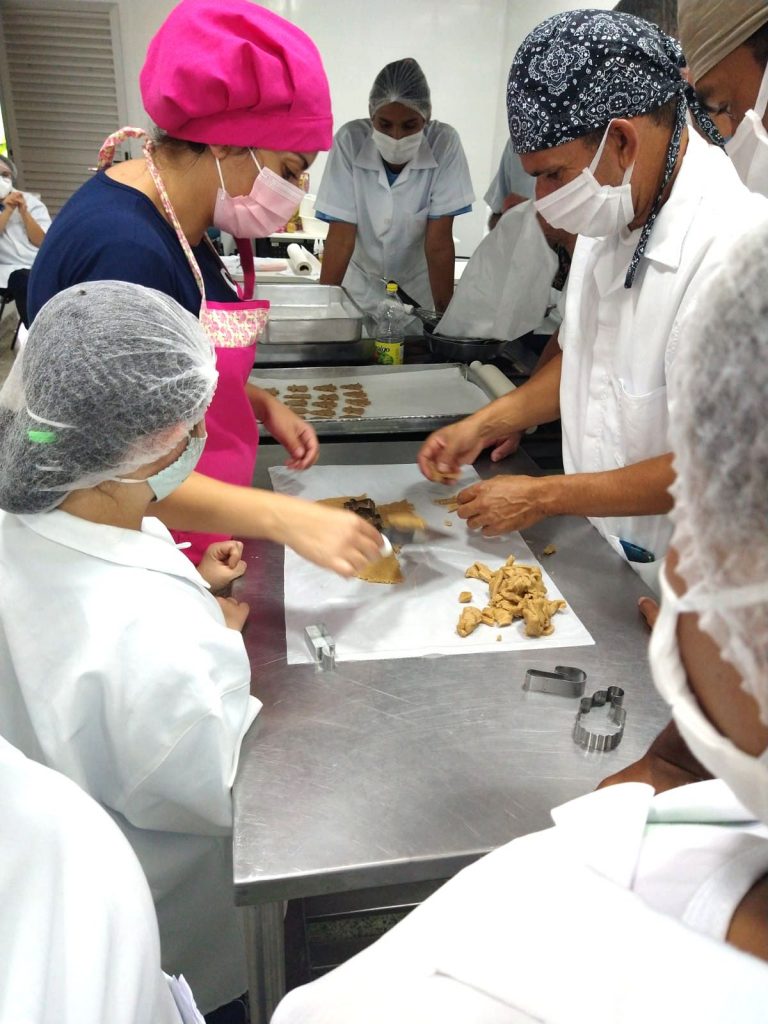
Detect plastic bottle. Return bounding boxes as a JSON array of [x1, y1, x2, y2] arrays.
[[373, 281, 407, 365]]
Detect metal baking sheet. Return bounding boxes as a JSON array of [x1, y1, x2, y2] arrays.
[[248, 362, 502, 436], [254, 283, 363, 344]]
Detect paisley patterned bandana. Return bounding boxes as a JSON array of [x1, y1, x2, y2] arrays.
[[507, 9, 724, 287]]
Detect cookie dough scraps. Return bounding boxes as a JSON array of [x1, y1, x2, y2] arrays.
[[456, 556, 566, 639]]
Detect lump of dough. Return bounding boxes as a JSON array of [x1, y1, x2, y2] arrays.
[[457, 606, 483, 637]]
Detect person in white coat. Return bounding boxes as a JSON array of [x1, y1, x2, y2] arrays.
[[483, 139, 534, 230], [418, 9, 768, 590], [0, 735, 205, 1024], [679, 0, 768, 196], [316, 58, 474, 315], [0, 154, 50, 327], [272, 216, 768, 1024], [0, 282, 260, 1019]]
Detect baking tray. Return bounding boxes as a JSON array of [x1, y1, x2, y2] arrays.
[[248, 362, 501, 436], [254, 283, 364, 344]]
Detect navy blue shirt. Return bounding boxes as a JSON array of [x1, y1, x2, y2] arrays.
[[28, 172, 237, 322]]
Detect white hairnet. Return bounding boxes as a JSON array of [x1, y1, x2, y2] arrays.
[[668, 224, 768, 723], [368, 58, 431, 120], [0, 281, 218, 514]]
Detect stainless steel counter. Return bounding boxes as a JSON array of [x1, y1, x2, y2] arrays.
[[233, 439, 670, 1020]]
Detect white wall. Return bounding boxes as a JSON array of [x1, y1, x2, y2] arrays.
[[96, 0, 614, 255]]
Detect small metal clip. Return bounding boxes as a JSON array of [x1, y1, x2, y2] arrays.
[[304, 623, 336, 672], [523, 665, 587, 698], [573, 686, 626, 752]]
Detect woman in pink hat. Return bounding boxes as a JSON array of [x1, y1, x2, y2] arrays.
[[27, 0, 383, 578]]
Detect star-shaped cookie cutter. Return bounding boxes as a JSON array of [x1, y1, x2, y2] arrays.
[[573, 686, 626, 752]]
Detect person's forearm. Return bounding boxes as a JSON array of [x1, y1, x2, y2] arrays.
[[319, 222, 355, 286], [245, 383, 274, 420], [153, 471, 297, 541], [0, 207, 13, 233], [425, 238, 455, 313], [22, 211, 45, 247], [540, 453, 675, 520], [531, 330, 561, 375], [471, 350, 563, 440]]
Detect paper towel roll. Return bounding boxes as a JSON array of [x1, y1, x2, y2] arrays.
[[287, 243, 320, 277], [469, 361, 516, 399]]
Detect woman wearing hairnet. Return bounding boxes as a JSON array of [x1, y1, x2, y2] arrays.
[[316, 58, 475, 316], [27, 0, 384, 579], [273, 224, 768, 1023], [0, 281, 261, 1019]]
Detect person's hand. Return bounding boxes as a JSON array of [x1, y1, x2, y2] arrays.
[[3, 191, 24, 211], [215, 595, 250, 631], [258, 394, 319, 470], [596, 750, 707, 794], [597, 720, 712, 794], [456, 474, 549, 536], [639, 596, 659, 630], [418, 419, 488, 483], [198, 540, 246, 592], [489, 431, 523, 462], [278, 501, 386, 578]]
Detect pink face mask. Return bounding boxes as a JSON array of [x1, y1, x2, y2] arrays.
[[212, 150, 304, 238]]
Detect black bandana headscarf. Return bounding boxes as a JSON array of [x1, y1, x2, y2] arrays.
[[507, 9, 724, 287]]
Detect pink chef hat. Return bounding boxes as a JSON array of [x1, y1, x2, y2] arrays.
[[139, 0, 332, 151]]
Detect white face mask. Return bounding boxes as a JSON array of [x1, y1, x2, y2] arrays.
[[649, 567, 768, 823], [371, 128, 424, 166], [534, 121, 635, 237], [0, 177, 13, 200], [115, 431, 206, 502], [725, 61, 768, 197]]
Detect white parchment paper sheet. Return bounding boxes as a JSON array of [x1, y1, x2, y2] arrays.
[[252, 366, 489, 419], [270, 464, 595, 664]]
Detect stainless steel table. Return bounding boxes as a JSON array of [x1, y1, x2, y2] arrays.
[[233, 440, 671, 1021]]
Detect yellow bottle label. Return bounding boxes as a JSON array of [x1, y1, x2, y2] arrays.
[[374, 340, 404, 365]]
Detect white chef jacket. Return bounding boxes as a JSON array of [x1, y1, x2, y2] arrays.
[[559, 130, 768, 578], [315, 119, 474, 314], [483, 139, 535, 212], [0, 510, 260, 1014], [0, 191, 50, 287], [273, 780, 768, 1024], [0, 735, 192, 1024]]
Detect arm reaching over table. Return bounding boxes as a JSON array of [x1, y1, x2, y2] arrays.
[[418, 350, 563, 482], [597, 720, 713, 794], [155, 473, 385, 578]]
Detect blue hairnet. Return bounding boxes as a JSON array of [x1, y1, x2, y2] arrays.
[[369, 58, 431, 120]]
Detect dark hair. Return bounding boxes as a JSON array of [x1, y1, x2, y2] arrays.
[[577, 95, 679, 151], [744, 20, 768, 69], [0, 154, 16, 179]]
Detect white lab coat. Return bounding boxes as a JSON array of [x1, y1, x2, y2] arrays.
[[0, 191, 50, 287], [483, 139, 534, 213], [0, 735, 190, 1024], [0, 510, 260, 1014], [272, 780, 768, 1024], [316, 119, 474, 314], [559, 131, 768, 583]]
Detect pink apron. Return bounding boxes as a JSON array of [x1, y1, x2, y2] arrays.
[[99, 129, 269, 564]]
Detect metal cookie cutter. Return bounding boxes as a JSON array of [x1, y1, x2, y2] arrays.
[[573, 686, 626, 752], [523, 665, 587, 698], [304, 623, 335, 672]]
